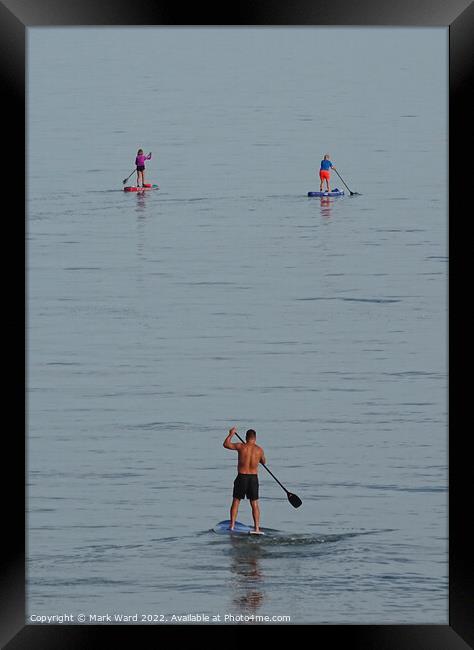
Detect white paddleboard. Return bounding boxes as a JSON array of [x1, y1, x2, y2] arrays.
[[213, 520, 265, 536]]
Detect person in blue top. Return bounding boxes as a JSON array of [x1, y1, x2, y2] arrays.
[[319, 154, 337, 192]]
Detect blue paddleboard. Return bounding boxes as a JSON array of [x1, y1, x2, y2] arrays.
[[213, 520, 265, 536], [308, 188, 344, 197]]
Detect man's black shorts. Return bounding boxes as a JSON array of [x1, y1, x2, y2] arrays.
[[233, 473, 259, 500]]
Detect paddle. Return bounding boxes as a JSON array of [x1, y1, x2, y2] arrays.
[[333, 168, 361, 195], [234, 432, 302, 508], [122, 169, 136, 185]]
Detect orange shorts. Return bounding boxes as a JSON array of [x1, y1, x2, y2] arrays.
[[319, 170, 331, 180]]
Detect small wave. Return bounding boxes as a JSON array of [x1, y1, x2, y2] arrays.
[[295, 297, 400, 304], [208, 527, 394, 547]]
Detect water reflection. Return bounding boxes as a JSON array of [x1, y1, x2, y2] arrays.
[[135, 197, 148, 261], [319, 196, 333, 219], [135, 190, 149, 213], [229, 537, 264, 614]]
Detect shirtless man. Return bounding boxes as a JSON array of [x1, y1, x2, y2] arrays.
[[223, 426, 266, 533]]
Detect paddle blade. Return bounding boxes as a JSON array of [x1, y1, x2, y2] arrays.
[[287, 492, 302, 508]]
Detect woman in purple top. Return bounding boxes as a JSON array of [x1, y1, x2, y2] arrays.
[[135, 149, 152, 187]]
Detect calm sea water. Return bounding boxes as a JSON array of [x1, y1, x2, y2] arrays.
[[27, 27, 448, 624]]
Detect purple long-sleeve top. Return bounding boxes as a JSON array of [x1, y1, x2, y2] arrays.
[[135, 152, 152, 166]]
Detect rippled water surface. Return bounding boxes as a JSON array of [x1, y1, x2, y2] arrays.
[[27, 27, 448, 624]]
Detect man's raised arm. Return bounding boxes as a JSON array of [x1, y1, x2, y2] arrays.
[[223, 426, 241, 450]]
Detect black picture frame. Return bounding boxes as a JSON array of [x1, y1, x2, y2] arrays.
[[2, 0, 472, 647]]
